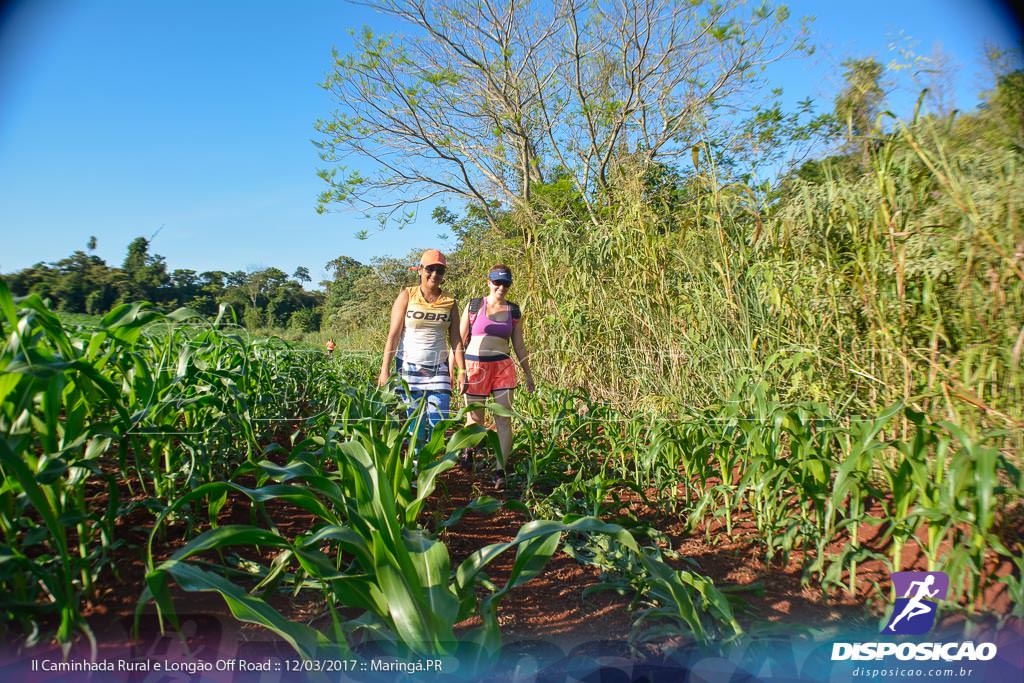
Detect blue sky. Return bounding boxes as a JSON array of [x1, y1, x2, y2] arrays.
[[0, 0, 1020, 285]]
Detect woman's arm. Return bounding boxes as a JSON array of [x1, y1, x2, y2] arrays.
[[453, 302, 471, 392], [511, 321, 535, 393], [378, 289, 409, 386], [459, 302, 471, 347], [449, 300, 466, 387]]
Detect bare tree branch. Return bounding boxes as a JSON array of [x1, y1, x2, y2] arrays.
[[317, 0, 808, 228]]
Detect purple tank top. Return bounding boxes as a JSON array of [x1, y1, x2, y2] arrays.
[[471, 304, 515, 339]]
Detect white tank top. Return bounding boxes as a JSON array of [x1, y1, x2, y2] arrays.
[[397, 286, 455, 366]]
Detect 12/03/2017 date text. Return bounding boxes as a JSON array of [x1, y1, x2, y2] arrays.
[[285, 659, 444, 673]]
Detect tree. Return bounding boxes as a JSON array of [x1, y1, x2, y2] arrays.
[[885, 33, 958, 118], [323, 255, 370, 309], [87, 235, 97, 252], [50, 252, 94, 312], [315, 0, 809, 230], [170, 269, 200, 308], [5, 262, 57, 300], [121, 237, 169, 302], [187, 270, 229, 316], [42, 251, 118, 313], [833, 57, 886, 149], [292, 266, 311, 284], [241, 267, 290, 311], [289, 308, 322, 333], [328, 255, 414, 334], [200, 271, 227, 290], [923, 44, 958, 117], [225, 270, 249, 289], [1, 244, 323, 325], [218, 270, 251, 317], [123, 237, 150, 277], [985, 68, 1024, 149], [268, 281, 321, 328]]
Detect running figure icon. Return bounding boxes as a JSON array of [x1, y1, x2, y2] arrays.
[[888, 575, 939, 631]]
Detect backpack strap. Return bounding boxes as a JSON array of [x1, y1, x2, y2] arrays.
[[464, 297, 484, 346], [468, 297, 484, 316]]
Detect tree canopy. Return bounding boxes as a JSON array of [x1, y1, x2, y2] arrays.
[[315, 0, 809, 229]]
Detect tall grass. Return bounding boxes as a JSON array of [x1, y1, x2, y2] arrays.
[[435, 109, 1022, 461]]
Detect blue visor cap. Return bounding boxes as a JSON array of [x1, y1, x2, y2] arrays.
[[488, 269, 512, 284]]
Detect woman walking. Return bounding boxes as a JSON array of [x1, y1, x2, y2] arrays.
[[460, 264, 535, 490], [378, 249, 464, 452]]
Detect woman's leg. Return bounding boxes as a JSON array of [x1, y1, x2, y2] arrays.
[[402, 358, 451, 454], [491, 388, 514, 471], [463, 361, 486, 429], [423, 390, 450, 443], [464, 399, 486, 429], [406, 388, 429, 450], [462, 395, 487, 468]]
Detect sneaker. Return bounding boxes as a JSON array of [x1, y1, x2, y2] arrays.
[[494, 469, 506, 491]]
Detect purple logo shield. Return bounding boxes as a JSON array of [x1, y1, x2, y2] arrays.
[[883, 571, 949, 635]]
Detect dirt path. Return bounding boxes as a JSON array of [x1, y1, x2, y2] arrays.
[[430, 467, 635, 648]]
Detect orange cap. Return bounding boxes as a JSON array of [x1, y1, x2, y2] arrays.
[[420, 249, 447, 267]]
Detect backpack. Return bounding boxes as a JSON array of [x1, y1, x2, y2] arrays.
[[463, 297, 520, 346]]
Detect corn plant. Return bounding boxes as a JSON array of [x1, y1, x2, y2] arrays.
[[0, 286, 347, 649], [140, 437, 640, 656], [630, 549, 744, 647], [0, 283, 133, 650], [898, 415, 1018, 608], [136, 379, 643, 657]]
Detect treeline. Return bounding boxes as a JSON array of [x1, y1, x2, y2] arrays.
[[0, 235, 427, 336], [1, 237, 333, 331]]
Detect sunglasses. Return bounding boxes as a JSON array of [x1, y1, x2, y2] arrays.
[[490, 279, 512, 288], [424, 265, 446, 275]]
